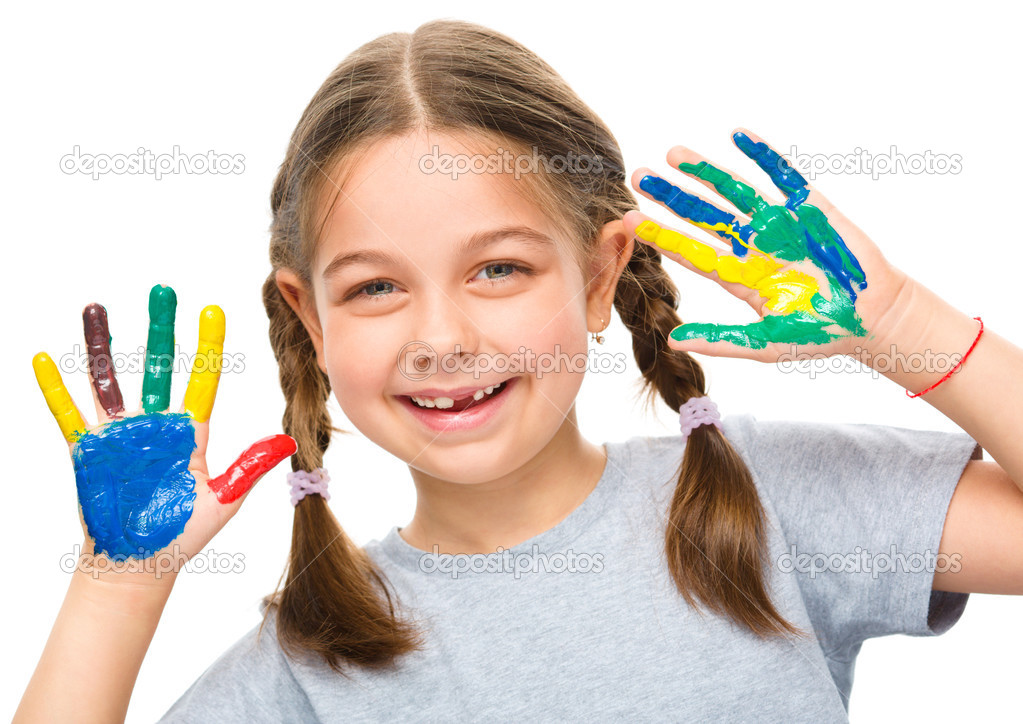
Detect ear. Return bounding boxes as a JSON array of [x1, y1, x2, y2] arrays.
[[275, 269, 328, 374], [586, 219, 634, 334]]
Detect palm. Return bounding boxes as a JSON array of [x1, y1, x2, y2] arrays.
[[34, 284, 296, 575], [625, 129, 910, 362]]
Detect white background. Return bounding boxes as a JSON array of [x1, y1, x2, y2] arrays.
[[3, 1, 1020, 721]]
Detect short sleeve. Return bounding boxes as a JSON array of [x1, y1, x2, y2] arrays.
[[722, 414, 981, 661], [157, 610, 317, 723]]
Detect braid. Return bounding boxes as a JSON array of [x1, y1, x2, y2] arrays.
[[258, 263, 424, 674], [614, 240, 705, 414], [613, 240, 805, 640], [261, 274, 341, 472]]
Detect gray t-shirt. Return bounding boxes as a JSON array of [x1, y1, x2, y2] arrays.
[[158, 414, 980, 722]]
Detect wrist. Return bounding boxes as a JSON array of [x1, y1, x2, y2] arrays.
[[852, 278, 980, 393], [70, 542, 179, 612], [71, 567, 175, 617]]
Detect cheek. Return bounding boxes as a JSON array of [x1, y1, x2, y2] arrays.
[[320, 318, 395, 409], [492, 285, 589, 385]]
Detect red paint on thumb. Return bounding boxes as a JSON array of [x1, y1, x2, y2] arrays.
[[208, 434, 298, 504]]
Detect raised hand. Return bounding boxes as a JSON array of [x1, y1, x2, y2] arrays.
[[624, 129, 912, 361], [33, 284, 296, 578]]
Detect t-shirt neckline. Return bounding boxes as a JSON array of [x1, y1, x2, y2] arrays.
[[374, 441, 627, 573]]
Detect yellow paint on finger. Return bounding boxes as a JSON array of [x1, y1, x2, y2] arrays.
[[636, 220, 720, 272], [32, 352, 87, 443], [635, 220, 819, 315], [715, 254, 777, 286], [183, 305, 225, 423], [692, 220, 746, 248]]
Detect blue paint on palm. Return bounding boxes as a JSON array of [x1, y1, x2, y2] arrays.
[[72, 412, 197, 558]]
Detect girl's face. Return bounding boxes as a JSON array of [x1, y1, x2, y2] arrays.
[[292, 130, 617, 485]]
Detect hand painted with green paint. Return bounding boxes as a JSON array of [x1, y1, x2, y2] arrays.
[[623, 129, 912, 362]]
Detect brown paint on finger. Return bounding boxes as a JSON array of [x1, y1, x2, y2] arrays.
[[83, 303, 125, 417]]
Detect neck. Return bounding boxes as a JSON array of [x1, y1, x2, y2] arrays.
[[398, 406, 607, 555]]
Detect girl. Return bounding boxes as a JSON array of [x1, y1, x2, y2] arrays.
[[16, 18, 1023, 722]]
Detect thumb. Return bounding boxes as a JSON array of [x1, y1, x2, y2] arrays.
[[207, 434, 298, 504]]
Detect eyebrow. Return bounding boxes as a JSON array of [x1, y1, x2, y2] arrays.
[[321, 226, 556, 280]]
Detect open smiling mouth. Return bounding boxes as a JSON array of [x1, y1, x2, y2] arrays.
[[399, 376, 518, 414]]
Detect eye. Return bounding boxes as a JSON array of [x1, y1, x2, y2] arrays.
[[473, 261, 534, 285], [346, 279, 397, 303], [344, 261, 534, 303]]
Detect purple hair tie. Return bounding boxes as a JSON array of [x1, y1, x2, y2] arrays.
[[287, 467, 331, 506], [679, 396, 723, 439]]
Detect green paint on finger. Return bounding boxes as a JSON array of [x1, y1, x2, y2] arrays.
[[142, 284, 177, 413]]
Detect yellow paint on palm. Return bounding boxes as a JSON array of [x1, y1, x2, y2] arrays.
[[182, 305, 225, 423], [635, 220, 820, 315], [32, 352, 87, 442]]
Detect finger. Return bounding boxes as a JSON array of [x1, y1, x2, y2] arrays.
[[731, 130, 868, 301], [731, 129, 811, 210], [669, 311, 842, 351], [207, 434, 298, 504], [32, 352, 88, 444], [83, 303, 125, 420], [183, 305, 225, 423], [653, 153, 812, 271], [731, 128, 853, 217], [141, 284, 177, 414], [665, 334, 778, 362], [629, 214, 820, 314], [634, 168, 758, 257], [633, 216, 777, 289], [666, 146, 781, 216], [623, 210, 760, 307]]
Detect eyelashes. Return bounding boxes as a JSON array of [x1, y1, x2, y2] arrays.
[[345, 261, 535, 303]]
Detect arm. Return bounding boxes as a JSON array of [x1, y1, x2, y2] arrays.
[[870, 277, 1023, 487], [868, 280, 1023, 594], [17, 287, 296, 722], [14, 566, 176, 724], [934, 458, 1023, 594], [622, 129, 1022, 595]]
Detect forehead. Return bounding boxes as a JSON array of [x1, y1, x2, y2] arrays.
[[311, 130, 573, 273]]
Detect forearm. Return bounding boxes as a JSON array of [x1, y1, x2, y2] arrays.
[[864, 275, 1023, 486], [14, 562, 176, 724]]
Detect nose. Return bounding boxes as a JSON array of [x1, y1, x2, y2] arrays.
[[411, 287, 483, 366]]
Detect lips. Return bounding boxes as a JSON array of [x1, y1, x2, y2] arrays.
[[398, 376, 519, 433], [404, 380, 511, 400]]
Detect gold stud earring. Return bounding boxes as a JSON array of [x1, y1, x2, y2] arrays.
[[591, 316, 606, 345]]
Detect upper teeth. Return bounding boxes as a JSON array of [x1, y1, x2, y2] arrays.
[[411, 382, 504, 409]]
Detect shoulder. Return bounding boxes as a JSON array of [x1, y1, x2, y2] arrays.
[[607, 413, 758, 483], [608, 412, 978, 512], [717, 413, 980, 481]]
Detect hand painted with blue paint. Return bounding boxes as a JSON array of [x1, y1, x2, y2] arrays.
[[622, 129, 912, 362], [32, 284, 297, 584]]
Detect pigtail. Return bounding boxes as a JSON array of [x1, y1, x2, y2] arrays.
[[257, 17, 804, 672], [614, 241, 805, 640], [257, 274, 425, 674]]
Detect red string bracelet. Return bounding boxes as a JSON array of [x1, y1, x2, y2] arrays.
[[905, 316, 983, 398]]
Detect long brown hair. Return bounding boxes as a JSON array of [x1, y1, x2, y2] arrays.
[[259, 18, 805, 674]]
